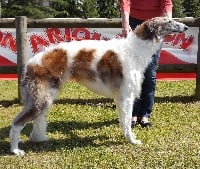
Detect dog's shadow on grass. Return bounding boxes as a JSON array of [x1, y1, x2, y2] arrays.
[[0, 98, 19, 107], [0, 119, 120, 156], [55, 97, 115, 109], [0, 97, 115, 108], [155, 95, 199, 103], [0, 95, 198, 108]]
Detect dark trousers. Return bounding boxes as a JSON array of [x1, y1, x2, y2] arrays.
[[129, 16, 160, 118]]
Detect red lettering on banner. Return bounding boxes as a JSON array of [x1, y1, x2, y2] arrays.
[[45, 28, 65, 43], [91, 32, 101, 40], [164, 34, 176, 43], [30, 34, 49, 54], [180, 35, 194, 49], [65, 28, 101, 41], [165, 33, 194, 49], [65, 28, 71, 42], [0, 32, 16, 52], [102, 37, 109, 41], [72, 28, 90, 40]]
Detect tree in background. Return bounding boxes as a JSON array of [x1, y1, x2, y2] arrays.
[[51, 0, 116, 18], [97, 0, 120, 18], [182, 0, 200, 17], [82, 0, 99, 18], [50, 0, 70, 18], [1, 0, 55, 18], [173, 0, 186, 18]]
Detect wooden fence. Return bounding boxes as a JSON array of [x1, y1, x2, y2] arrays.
[[0, 16, 200, 99]]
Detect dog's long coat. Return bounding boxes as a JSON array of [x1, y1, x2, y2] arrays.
[[10, 17, 188, 155]]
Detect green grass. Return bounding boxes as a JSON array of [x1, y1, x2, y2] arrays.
[[0, 80, 199, 168]]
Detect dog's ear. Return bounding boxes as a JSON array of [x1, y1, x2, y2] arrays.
[[147, 21, 155, 33], [149, 24, 154, 33], [146, 20, 163, 42]]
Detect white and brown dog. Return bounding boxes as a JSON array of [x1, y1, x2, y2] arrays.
[[10, 17, 188, 155]]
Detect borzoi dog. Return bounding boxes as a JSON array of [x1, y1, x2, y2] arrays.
[[10, 17, 188, 155]]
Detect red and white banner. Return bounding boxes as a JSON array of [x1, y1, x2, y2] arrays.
[[0, 27, 198, 80]]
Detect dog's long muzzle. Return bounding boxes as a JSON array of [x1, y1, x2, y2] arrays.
[[184, 25, 189, 31], [178, 23, 188, 32]]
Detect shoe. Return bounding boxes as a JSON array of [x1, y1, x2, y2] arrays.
[[139, 121, 152, 128], [131, 121, 138, 128]]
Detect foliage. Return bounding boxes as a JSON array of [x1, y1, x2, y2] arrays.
[[82, 0, 99, 18], [97, 0, 120, 18], [1, 0, 55, 19], [182, 0, 200, 17], [50, 0, 69, 18], [173, 0, 186, 18], [0, 80, 200, 168]]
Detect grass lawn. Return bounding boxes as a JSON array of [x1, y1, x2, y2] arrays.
[[0, 80, 199, 168]]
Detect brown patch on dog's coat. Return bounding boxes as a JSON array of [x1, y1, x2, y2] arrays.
[[71, 49, 96, 81], [42, 48, 68, 78], [134, 22, 155, 40], [26, 64, 47, 80], [26, 49, 68, 87], [97, 50, 123, 88]]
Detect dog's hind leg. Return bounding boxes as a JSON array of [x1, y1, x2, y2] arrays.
[[29, 89, 57, 142], [10, 119, 26, 156], [10, 101, 53, 155], [115, 91, 141, 145], [10, 87, 57, 155], [10, 103, 39, 155]]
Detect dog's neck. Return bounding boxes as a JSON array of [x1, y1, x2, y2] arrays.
[[125, 30, 163, 73], [126, 31, 163, 54]]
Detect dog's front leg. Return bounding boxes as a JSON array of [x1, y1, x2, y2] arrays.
[[115, 91, 141, 145]]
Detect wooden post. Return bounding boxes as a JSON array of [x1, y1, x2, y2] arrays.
[[196, 27, 200, 97], [15, 16, 28, 101]]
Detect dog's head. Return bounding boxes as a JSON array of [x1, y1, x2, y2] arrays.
[[134, 17, 188, 42]]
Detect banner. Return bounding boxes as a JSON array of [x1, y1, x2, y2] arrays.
[[0, 27, 198, 80]]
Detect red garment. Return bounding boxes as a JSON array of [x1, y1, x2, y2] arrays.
[[120, 0, 173, 20]]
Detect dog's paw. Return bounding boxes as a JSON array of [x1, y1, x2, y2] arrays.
[[11, 149, 25, 156], [127, 136, 142, 145], [132, 139, 142, 145], [126, 133, 142, 145]]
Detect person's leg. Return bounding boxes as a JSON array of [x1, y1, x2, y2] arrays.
[[132, 98, 142, 127], [138, 49, 160, 126]]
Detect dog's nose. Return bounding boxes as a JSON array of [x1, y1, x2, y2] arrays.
[[184, 25, 188, 31]]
